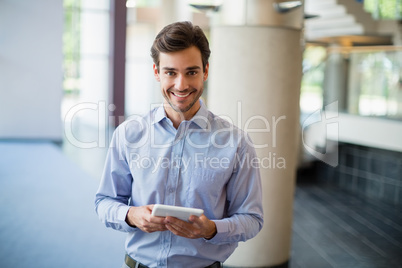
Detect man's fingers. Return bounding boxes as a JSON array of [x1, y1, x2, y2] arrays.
[[165, 222, 186, 236], [165, 216, 202, 238], [141, 218, 168, 233], [188, 215, 203, 226], [166, 221, 196, 238], [128, 205, 169, 233], [149, 215, 166, 224]]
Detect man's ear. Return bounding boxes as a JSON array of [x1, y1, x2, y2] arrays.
[[153, 64, 160, 82], [203, 63, 209, 81]]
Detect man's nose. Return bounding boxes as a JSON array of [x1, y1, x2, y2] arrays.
[[175, 75, 188, 91]]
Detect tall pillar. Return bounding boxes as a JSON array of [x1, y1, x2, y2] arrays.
[[323, 45, 348, 112], [158, 0, 192, 31], [207, 0, 303, 267], [109, 0, 127, 126]]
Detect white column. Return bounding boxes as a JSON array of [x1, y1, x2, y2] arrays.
[[323, 46, 348, 111], [208, 0, 303, 266], [158, 0, 192, 31]]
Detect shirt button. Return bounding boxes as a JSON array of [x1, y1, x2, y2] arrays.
[[169, 188, 175, 193]]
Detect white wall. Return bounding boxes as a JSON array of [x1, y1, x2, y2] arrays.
[[125, 22, 160, 117], [0, 0, 63, 140]]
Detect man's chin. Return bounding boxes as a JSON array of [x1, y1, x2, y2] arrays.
[[167, 97, 187, 108], [172, 105, 192, 114], [164, 94, 201, 115]]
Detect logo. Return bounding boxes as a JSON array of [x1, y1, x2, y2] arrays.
[[301, 101, 339, 167]]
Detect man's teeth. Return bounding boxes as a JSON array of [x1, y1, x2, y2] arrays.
[[173, 92, 190, 98]]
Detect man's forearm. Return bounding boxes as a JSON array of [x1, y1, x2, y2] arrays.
[[207, 213, 263, 245], [95, 197, 136, 232]]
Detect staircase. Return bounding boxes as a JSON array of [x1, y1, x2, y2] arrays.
[[304, 0, 376, 41]]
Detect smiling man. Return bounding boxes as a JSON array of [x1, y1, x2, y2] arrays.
[[156, 45, 207, 128], [95, 21, 263, 268]]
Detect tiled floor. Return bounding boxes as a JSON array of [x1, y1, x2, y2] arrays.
[[290, 182, 402, 268]]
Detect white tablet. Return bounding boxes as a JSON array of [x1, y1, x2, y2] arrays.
[[151, 204, 204, 222]]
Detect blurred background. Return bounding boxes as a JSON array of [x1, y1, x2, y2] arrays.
[[0, 0, 401, 267]]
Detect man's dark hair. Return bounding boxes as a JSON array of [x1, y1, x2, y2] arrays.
[[150, 21, 211, 72]]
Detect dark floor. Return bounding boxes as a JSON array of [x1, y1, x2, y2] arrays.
[[290, 182, 402, 268]]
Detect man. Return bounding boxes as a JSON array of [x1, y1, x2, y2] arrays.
[[95, 21, 263, 268]]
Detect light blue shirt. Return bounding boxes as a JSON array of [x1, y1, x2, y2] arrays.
[[95, 101, 263, 268]]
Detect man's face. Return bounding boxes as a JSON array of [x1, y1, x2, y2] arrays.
[[154, 46, 209, 119]]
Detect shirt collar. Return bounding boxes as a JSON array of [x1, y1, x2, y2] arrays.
[[152, 99, 209, 130], [191, 99, 209, 130], [152, 103, 166, 125]]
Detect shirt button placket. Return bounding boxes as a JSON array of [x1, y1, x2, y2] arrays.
[[160, 123, 186, 267], [165, 125, 185, 206]]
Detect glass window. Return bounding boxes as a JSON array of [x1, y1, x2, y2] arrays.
[[62, 0, 110, 125], [348, 48, 402, 119], [300, 45, 326, 115]]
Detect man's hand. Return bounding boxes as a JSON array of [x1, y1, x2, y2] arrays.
[[164, 214, 217, 240], [126, 205, 168, 233]]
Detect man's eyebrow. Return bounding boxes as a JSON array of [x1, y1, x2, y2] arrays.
[[186, 66, 201, 70], [161, 66, 201, 71], [161, 67, 177, 71]]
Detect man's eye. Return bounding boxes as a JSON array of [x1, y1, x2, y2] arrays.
[[188, 71, 197, 76], [166, 71, 175, 76]]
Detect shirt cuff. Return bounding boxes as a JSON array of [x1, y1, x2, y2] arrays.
[[117, 205, 137, 232], [204, 220, 229, 244]]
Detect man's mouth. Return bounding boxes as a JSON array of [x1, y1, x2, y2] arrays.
[[171, 91, 191, 98]]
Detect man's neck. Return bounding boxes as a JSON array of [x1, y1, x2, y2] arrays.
[[164, 103, 201, 129]]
